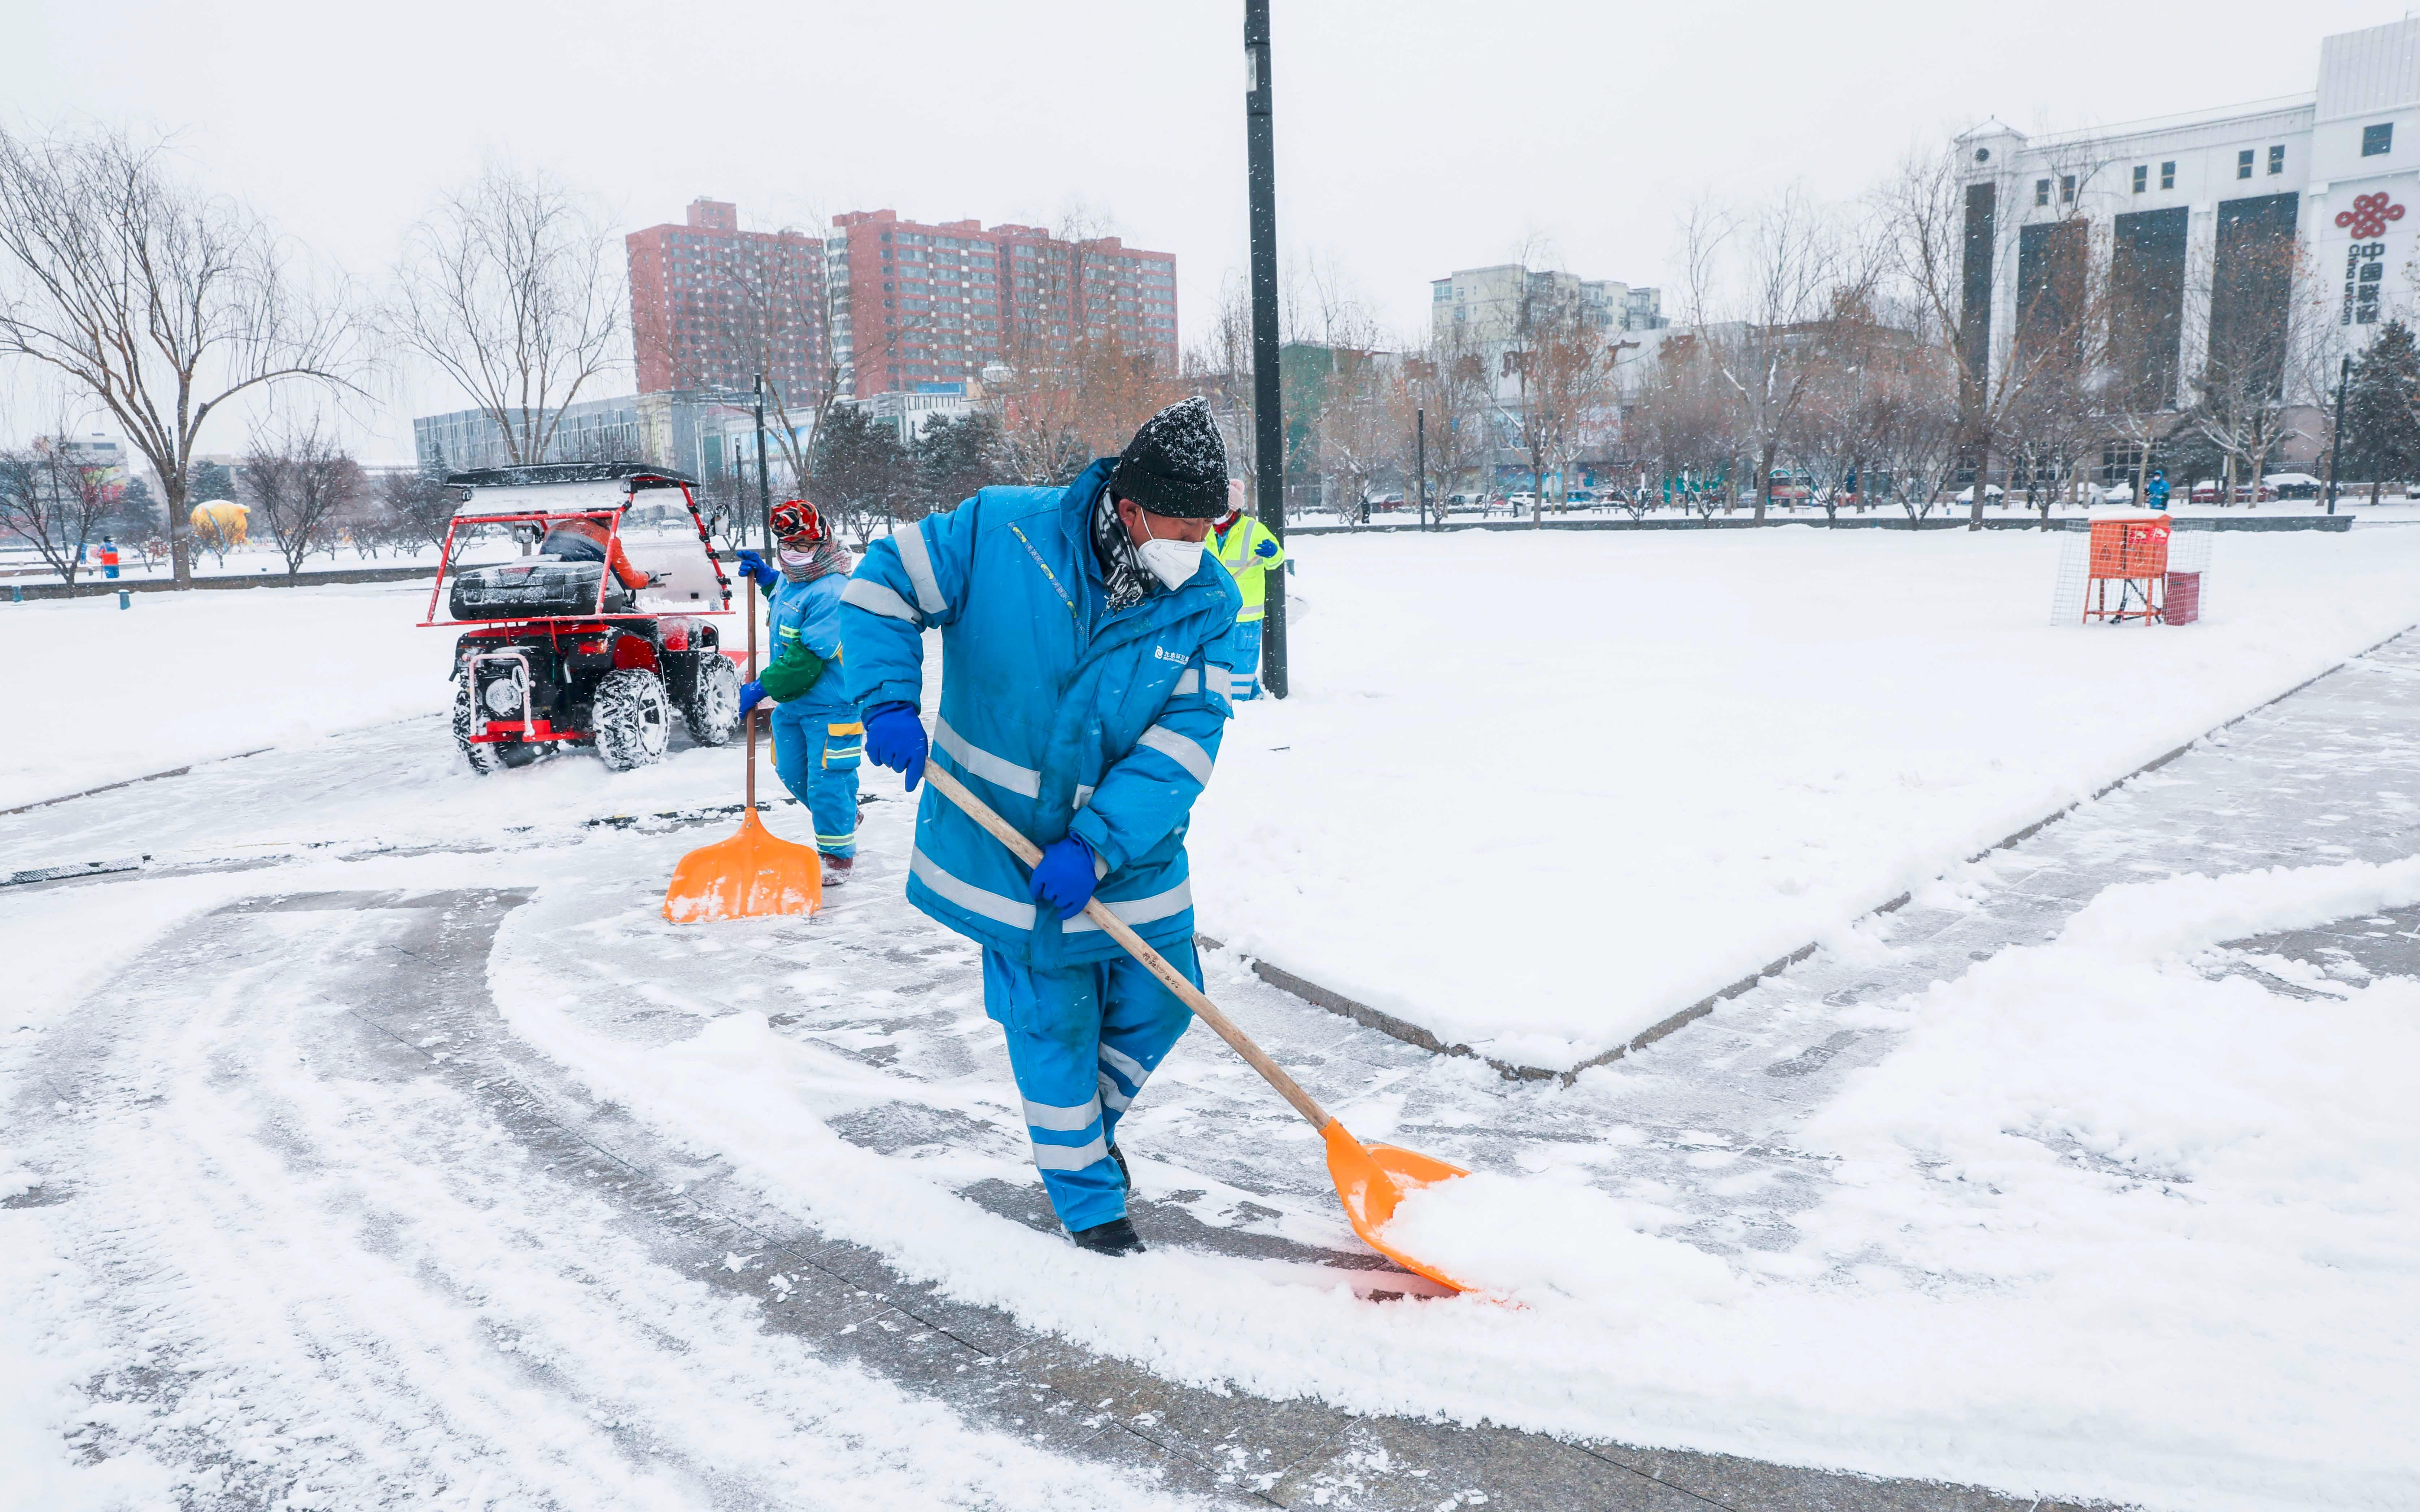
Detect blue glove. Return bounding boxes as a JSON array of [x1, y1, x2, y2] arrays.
[[737, 679, 768, 718], [733, 549, 779, 592], [1254, 537, 1280, 559], [1029, 833, 1097, 921], [862, 701, 927, 791]]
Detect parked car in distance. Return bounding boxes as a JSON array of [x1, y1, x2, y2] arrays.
[[1441, 491, 1488, 513], [2190, 479, 2274, 503], [2263, 473, 2322, 499], [1503, 491, 1537, 509], [1563, 487, 1597, 505], [1952, 483, 2007, 504], [1363, 490, 1406, 511]]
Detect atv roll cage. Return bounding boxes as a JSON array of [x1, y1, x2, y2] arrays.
[[421, 463, 744, 767], [417, 464, 731, 628]]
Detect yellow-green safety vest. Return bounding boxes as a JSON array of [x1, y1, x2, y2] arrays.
[[1211, 516, 1286, 622]]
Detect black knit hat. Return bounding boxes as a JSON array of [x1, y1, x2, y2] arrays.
[[1109, 397, 1230, 519]]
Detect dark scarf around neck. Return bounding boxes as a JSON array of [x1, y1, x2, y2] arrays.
[[1091, 483, 1152, 613]]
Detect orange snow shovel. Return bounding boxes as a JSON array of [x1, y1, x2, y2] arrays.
[[663, 577, 822, 924], [925, 764, 1473, 1292]]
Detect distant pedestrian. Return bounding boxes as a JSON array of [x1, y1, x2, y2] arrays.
[[1209, 482, 1285, 701], [2145, 468, 2171, 512], [99, 536, 120, 580]]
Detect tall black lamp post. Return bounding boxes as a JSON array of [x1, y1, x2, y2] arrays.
[[753, 374, 773, 548], [1245, 0, 1287, 699]]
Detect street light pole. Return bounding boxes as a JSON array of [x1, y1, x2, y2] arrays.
[[1416, 406, 1428, 531], [753, 374, 773, 549], [2325, 353, 2351, 516], [1245, 0, 1288, 700]]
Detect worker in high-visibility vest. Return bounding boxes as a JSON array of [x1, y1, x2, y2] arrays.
[[1209, 483, 1285, 700]]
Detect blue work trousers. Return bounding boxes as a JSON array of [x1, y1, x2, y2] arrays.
[[1229, 618, 1263, 701], [981, 941, 1198, 1232], [768, 701, 863, 858]]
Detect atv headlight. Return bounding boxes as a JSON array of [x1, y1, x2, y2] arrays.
[[483, 678, 524, 716]]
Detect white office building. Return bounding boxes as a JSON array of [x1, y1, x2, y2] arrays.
[[1960, 16, 2420, 425]]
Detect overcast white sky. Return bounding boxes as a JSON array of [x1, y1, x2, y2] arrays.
[[4, 0, 2402, 460]]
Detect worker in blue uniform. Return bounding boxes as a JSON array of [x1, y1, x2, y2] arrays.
[[733, 499, 861, 880], [840, 397, 1242, 1256]]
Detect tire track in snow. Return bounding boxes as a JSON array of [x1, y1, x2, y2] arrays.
[[13, 889, 1208, 1509]]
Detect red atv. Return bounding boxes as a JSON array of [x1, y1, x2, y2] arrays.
[[423, 463, 741, 773]]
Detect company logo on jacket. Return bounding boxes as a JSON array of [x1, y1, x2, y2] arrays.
[[1152, 645, 1188, 666]]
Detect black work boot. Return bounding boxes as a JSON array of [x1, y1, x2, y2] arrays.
[[1069, 1216, 1145, 1255], [1107, 1139, 1131, 1189]]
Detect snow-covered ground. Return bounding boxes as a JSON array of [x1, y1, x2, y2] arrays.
[[1192, 525, 2420, 1068], [0, 581, 456, 811], [12, 527, 2420, 1063], [8, 528, 2420, 1509], [9, 669, 2418, 1510]]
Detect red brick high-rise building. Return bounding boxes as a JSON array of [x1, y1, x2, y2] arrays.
[[826, 209, 1178, 398], [627, 199, 828, 404]]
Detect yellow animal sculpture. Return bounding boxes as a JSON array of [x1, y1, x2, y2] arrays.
[[189, 499, 249, 549]]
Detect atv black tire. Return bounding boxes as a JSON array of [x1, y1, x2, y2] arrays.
[[682, 654, 743, 746], [592, 667, 671, 771], [453, 678, 546, 774]]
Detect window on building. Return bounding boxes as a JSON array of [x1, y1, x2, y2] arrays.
[[2236, 149, 2253, 179], [2365, 122, 2394, 156], [2035, 178, 2051, 207], [2160, 161, 2176, 189], [2133, 165, 2148, 194], [2268, 145, 2285, 175], [2060, 174, 2076, 204]]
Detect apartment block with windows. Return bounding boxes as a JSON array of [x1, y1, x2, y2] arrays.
[[1960, 16, 2420, 418], [1428, 264, 1666, 404], [826, 209, 1178, 398], [626, 199, 829, 406]]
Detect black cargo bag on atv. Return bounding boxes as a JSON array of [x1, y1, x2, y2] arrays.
[[449, 560, 635, 621]]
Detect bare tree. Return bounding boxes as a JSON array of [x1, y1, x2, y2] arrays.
[[1499, 257, 1621, 525], [1403, 317, 1492, 520], [2187, 237, 2323, 506], [1874, 141, 2113, 529], [378, 466, 462, 561], [1869, 338, 1964, 525], [1625, 331, 1737, 518], [1699, 192, 1879, 521], [0, 431, 116, 584], [242, 424, 364, 576], [387, 165, 625, 468], [0, 125, 357, 586]]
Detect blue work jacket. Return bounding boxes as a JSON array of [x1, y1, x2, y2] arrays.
[[841, 457, 1242, 968], [764, 571, 852, 715]]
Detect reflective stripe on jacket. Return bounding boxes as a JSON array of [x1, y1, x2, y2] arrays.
[[840, 456, 1242, 969], [1211, 515, 1284, 621]]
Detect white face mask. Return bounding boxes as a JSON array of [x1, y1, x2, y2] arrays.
[[1135, 516, 1204, 591]]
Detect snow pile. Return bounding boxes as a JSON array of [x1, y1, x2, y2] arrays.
[[1192, 525, 2420, 1069], [0, 582, 447, 811], [1379, 1170, 1743, 1314]]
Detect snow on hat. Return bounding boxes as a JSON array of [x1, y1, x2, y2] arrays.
[[1110, 397, 1229, 519]]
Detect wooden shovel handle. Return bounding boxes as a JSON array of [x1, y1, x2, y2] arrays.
[[744, 576, 758, 808], [922, 762, 1333, 1132]]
